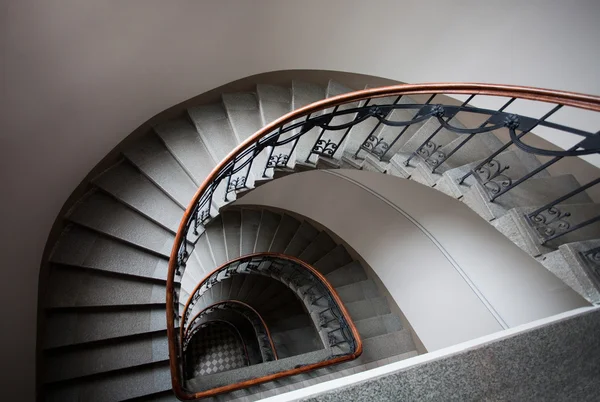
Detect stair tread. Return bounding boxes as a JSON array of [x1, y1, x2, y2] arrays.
[[154, 118, 217, 186], [43, 306, 166, 348], [46, 268, 165, 308], [188, 103, 240, 162], [93, 160, 184, 232], [270, 214, 301, 253], [222, 210, 242, 260], [123, 133, 197, 208], [343, 296, 391, 321], [325, 261, 368, 287], [205, 215, 227, 267], [334, 279, 381, 304], [283, 221, 320, 256], [241, 209, 262, 256], [44, 333, 169, 383], [50, 225, 168, 281], [313, 245, 353, 275], [254, 210, 281, 253], [298, 231, 337, 264], [292, 80, 327, 164], [67, 191, 174, 257]]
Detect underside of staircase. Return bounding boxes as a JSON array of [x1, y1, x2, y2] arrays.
[[39, 78, 600, 401]]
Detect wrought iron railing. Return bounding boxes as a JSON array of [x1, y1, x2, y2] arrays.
[[183, 300, 277, 362], [167, 83, 600, 399]]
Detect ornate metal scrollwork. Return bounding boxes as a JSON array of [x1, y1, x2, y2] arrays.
[[312, 139, 339, 157], [528, 206, 572, 240], [475, 159, 513, 195], [425, 150, 447, 168], [417, 141, 442, 159], [266, 153, 290, 168], [361, 135, 390, 157], [227, 176, 247, 192], [581, 246, 600, 288]]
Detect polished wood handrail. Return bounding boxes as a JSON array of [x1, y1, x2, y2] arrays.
[[166, 83, 600, 399], [183, 299, 278, 360]]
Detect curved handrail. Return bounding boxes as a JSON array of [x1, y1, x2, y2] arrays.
[[183, 299, 278, 361], [167, 83, 600, 399]]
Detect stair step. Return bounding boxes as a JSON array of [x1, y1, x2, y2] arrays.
[[188, 103, 240, 162], [205, 215, 227, 267], [123, 133, 197, 208], [269, 326, 323, 358], [298, 231, 337, 264], [45, 361, 171, 402], [46, 268, 164, 308], [540, 240, 600, 304], [343, 297, 391, 321], [50, 225, 168, 281], [399, 116, 460, 156], [154, 118, 217, 186], [192, 236, 217, 275], [268, 314, 314, 333], [222, 210, 242, 260], [93, 160, 184, 233], [284, 221, 320, 256], [292, 81, 327, 164], [43, 306, 166, 348], [463, 174, 592, 221], [254, 210, 282, 253], [313, 245, 353, 275], [269, 214, 301, 253], [353, 313, 403, 339], [241, 209, 262, 256], [67, 191, 175, 257], [334, 279, 381, 304], [44, 332, 168, 383], [493, 203, 600, 257], [325, 261, 368, 288]]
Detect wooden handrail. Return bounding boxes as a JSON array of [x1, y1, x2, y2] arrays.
[[166, 83, 600, 399], [183, 299, 278, 360]]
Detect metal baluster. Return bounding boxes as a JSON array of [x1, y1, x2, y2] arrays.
[[354, 97, 400, 158], [262, 127, 282, 177], [489, 140, 585, 202], [430, 97, 516, 173], [458, 104, 563, 185], [404, 94, 476, 167], [307, 105, 339, 163]]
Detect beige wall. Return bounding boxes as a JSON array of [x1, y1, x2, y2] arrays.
[[2, 1, 600, 398], [234, 170, 588, 351]]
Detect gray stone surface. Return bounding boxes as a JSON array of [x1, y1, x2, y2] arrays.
[[254, 210, 281, 252], [192, 235, 217, 274], [560, 240, 600, 304], [325, 262, 368, 288], [67, 191, 175, 257], [123, 133, 197, 208], [270, 214, 301, 253], [353, 314, 403, 340], [46, 362, 171, 402], [241, 209, 262, 256], [46, 267, 165, 307], [284, 222, 320, 256], [334, 280, 381, 304], [344, 297, 391, 321], [222, 210, 242, 260], [298, 232, 337, 264], [50, 225, 169, 280], [154, 118, 217, 186], [44, 332, 168, 383], [304, 308, 600, 402], [538, 250, 588, 299], [271, 326, 323, 357], [188, 103, 240, 162], [43, 306, 166, 348], [206, 215, 227, 266], [93, 160, 184, 232], [292, 81, 327, 164], [313, 245, 353, 275]]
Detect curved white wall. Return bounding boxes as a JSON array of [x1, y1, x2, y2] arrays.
[[234, 170, 589, 350], [2, 1, 600, 398]]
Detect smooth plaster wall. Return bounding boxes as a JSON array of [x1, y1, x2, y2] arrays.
[[2, 1, 600, 398], [234, 170, 589, 351]]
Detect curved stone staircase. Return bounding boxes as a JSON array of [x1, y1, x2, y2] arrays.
[[40, 79, 600, 401]]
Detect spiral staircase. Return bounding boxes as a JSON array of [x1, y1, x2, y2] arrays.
[[38, 78, 600, 401]]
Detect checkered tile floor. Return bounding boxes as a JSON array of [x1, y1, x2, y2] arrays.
[[187, 322, 249, 377]]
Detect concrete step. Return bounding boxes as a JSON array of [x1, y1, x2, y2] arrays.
[[45, 361, 171, 402], [188, 103, 240, 162], [254, 210, 282, 253], [334, 279, 381, 304], [205, 215, 227, 267], [154, 118, 217, 186], [298, 231, 337, 264], [43, 306, 167, 349], [222, 210, 242, 260], [313, 245, 353, 275], [292, 80, 327, 164], [353, 313, 403, 340], [67, 191, 175, 257], [463, 174, 592, 221], [50, 225, 168, 281], [433, 149, 549, 199], [269, 214, 302, 253], [409, 132, 503, 186], [123, 133, 197, 208], [493, 203, 600, 257], [93, 160, 184, 233], [539, 240, 600, 304], [268, 314, 314, 333], [270, 326, 323, 358], [241, 209, 262, 256], [343, 296, 391, 321], [399, 116, 461, 156], [325, 261, 368, 288], [284, 221, 320, 257], [43, 332, 168, 383], [46, 267, 164, 308], [192, 235, 217, 276]]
